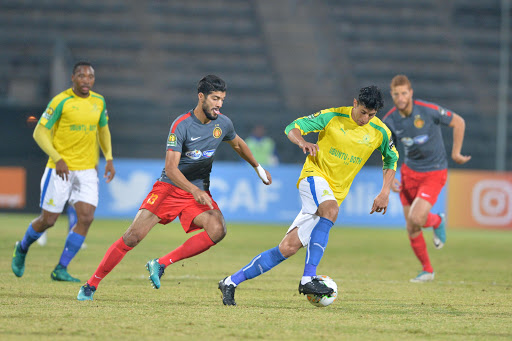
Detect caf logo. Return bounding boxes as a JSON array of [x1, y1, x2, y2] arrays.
[[42, 107, 54, 119], [414, 115, 425, 129], [168, 133, 177, 146], [213, 127, 222, 138]]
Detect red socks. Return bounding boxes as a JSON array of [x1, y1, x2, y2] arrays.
[[87, 232, 215, 288], [409, 233, 433, 273], [88, 237, 133, 288], [424, 213, 441, 229], [158, 231, 215, 267]]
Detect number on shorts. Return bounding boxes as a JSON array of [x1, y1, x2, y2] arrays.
[[147, 194, 158, 205]]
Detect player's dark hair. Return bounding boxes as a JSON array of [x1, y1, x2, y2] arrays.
[[72, 61, 93, 74], [358, 85, 384, 111], [197, 75, 227, 95]]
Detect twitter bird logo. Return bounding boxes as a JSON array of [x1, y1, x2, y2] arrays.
[[108, 171, 153, 212]]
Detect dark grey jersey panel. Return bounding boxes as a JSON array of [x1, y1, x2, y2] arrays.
[[383, 99, 453, 172], [159, 110, 237, 190]]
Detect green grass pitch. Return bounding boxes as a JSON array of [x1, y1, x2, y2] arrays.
[[1, 213, 511, 340]]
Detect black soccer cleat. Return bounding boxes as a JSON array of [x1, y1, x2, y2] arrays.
[[218, 277, 237, 306], [298, 277, 334, 296]]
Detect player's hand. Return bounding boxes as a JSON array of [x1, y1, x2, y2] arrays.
[[55, 159, 70, 181], [254, 165, 272, 185], [192, 188, 214, 209], [104, 160, 116, 183], [262, 169, 272, 185], [299, 142, 319, 157], [452, 152, 471, 164], [391, 178, 401, 193], [370, 192, 389, 215]]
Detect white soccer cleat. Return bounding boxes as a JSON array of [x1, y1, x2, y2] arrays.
[[37, 231, 48, 246], [410, 271, 435, 283]]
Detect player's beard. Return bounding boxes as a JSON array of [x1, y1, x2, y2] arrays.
[[202, 103, 219, 121], [397, 98, 411, 111]]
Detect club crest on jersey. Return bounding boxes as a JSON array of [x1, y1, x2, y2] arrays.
[[185, 150, 202, 160], [168, 133, 177, 147], [414, 115, 425, 129], [357, 134, 372, 147], [213, 127, 222, 138]]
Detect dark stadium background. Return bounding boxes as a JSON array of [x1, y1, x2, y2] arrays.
[[1, 0, 510, 213]]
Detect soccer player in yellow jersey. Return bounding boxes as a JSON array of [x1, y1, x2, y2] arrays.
[[219, 86, 399, 305], [11, 61, 115, 282]]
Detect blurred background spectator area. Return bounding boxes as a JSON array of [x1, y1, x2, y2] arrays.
[[1, 0, 510, 169]]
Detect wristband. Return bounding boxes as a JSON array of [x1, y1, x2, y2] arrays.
[[254, 164, 269, 184]]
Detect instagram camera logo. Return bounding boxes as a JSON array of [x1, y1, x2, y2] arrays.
[[472, 179, 512, 225]]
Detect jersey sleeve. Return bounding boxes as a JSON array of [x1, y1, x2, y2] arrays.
[[382, 116, 398, 147], [222, 115, 237, 141], [98, 99, 109, 127], [284, 109, 340, 135], [38, 96, 70, 128], [432, 104, 454, 126], [374, 123, 399, 171], [167, 117, 188, 152]]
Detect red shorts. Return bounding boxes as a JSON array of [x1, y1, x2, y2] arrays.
[[399, 163, 447, 206], [139, 181, 220, 233]]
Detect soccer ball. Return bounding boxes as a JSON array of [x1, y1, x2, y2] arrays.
[[306, 275, 338, 307]]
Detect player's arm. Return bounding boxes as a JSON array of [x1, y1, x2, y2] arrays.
[[286, 128, 319, 156], [164, 150, 215, 208], [448, 113, 471, 164], [371, 126, 399, 213], [226, 135, 272, 185], [98, 125, 115, 183], [370, 168, 396, 215], [284, 110, 335, 156], [388, 132, 400, 193], [33, 123, 69, 181]]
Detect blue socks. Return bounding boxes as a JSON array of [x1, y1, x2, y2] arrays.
[[20, 223, 43, 252], [303, 217, 334, 277], [231, 246, 286, 285], [66, 205, 77, 231], [58, 231, 85, 267]]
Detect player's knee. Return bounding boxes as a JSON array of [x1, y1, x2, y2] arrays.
[[321, 207, 338, 222], [78, 214, 94, 227], [279, 236, 301, 258], [279, 242, 299, 258], [317, 201, 338, 222], [40, 215, 58, 228], [122, 231, 142, 247], [408, 214, 425, 228], [206, 220, 226, 243], [406, 220, 421, 235]]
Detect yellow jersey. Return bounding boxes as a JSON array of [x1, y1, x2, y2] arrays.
[[38, 88, 109, 170], [285, 106, 399, 204]]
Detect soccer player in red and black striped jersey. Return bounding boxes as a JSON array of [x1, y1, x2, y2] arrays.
[[383, 74, 471, 283], [77, 75, 272, 301]]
